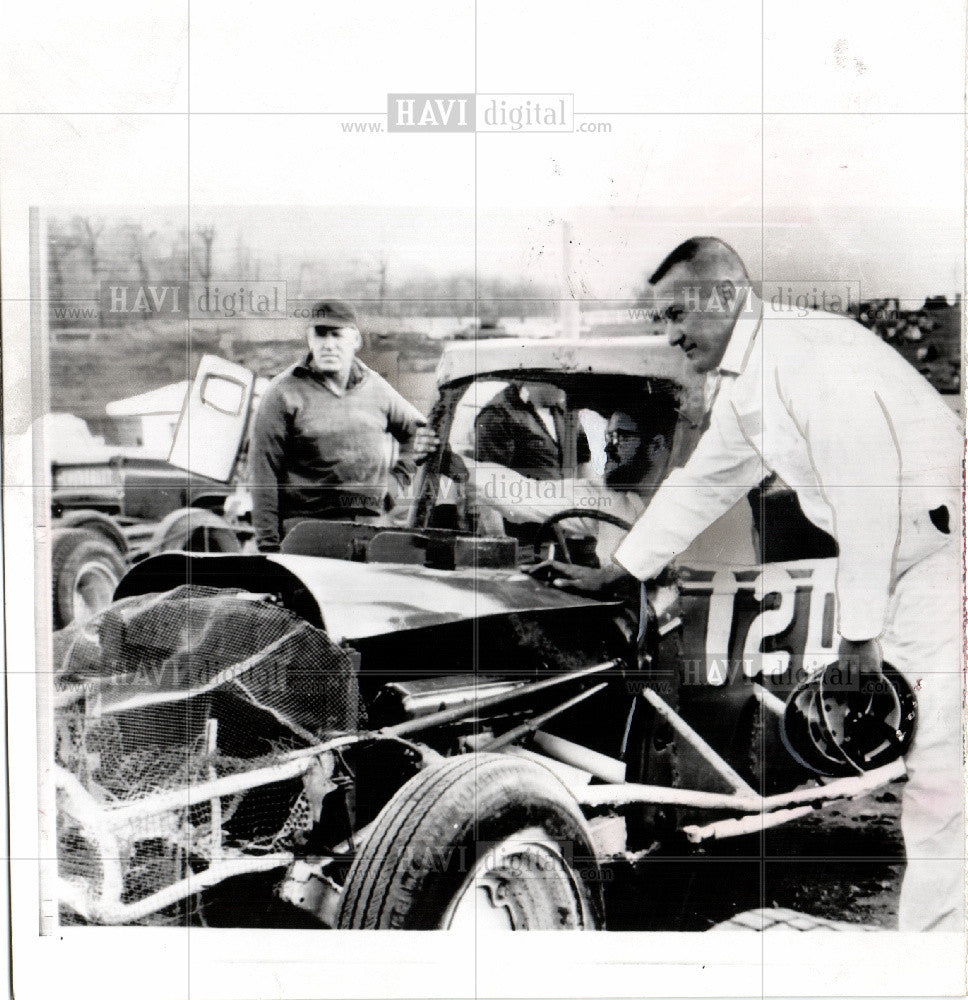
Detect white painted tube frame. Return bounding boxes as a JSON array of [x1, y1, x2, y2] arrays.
[[55, 677, 906, 923], [59, 854, 294, 924], [578, 757, 905, 813]]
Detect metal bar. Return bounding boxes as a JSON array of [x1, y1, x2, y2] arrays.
[[579, 757, 904, 815], [96, 706, 901, 832], [71, 854, 295, 925], [105, 730, 437, 828], [532, 731, 627, 784], [106, 755, 314, 825], [55, 767, 125, 906], [482, 682, 608, 751], [383, 659, 622, 738], [641, 687, 757, 797], [205, 718, 222, 863], [760, 757, 905, 810], [751, 682, 786, 717], [578, 784, 760, 811], [56, 629, 299, 713], [105, 735, 359, 826], [683, 805, 815, 844]]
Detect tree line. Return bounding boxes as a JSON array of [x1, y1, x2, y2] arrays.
[[46, 215, 563, 328]]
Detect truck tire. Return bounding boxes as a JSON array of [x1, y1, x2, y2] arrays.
[[337, 753, 604, 930], [52, 528, 125, 629]]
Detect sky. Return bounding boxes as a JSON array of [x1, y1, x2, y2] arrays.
[[69, 107, 962, 305], [29, 1, 965, 304]]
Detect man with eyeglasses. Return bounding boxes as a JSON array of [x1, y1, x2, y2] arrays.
[[249, 299, 428, 552], [467, 404, 675, 567]]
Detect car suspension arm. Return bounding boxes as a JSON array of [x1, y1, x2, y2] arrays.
[[380, 659, 622, 738], [576, 687, 906, 820], [481, 682, 609, 751]]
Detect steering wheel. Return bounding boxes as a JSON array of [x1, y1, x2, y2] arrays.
[[536, 507, 635, 565]]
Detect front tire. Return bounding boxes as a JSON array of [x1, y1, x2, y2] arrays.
[[336, 754, 604, 930]]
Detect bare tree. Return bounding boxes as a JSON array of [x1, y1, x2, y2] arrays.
[[70, 215, 105, 326], [134, 226, 158, 288], [47, 218, 71, 315], [114, 222, 159, 289], [161, 228, 191, 286]]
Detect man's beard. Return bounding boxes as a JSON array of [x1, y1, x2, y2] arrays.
[[604, 452, 651, 488]]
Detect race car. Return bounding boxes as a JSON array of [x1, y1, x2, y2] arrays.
[[51, 338, 911, 929]]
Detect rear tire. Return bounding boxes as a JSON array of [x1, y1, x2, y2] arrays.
[[336, 754, 604, 930], [51, 528, 125, 629]]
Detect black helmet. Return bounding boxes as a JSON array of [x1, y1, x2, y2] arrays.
[[781, 661, 917, 778]]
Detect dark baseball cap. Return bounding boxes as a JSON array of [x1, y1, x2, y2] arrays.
[[308, 299, 358, 329]]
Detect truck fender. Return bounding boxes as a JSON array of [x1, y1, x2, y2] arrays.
[[148, 507, 243, 556], [55, 509, 129, 556]]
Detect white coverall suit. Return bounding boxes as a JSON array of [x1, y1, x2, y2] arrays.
[[614, 294, 964, 932]]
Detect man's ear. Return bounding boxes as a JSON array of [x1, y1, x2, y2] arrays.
[[351, 328, 364, 352], [718, 279, 737, 310], [647, 434, 668, 461]]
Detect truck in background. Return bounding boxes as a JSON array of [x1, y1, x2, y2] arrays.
[[49, 356, 257, 628]]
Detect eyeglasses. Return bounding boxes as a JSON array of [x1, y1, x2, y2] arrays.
[[605, 430, 642, 445]]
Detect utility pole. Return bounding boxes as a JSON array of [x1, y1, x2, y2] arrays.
[[560, 220, 580, 338], [377, 260, 388, 317]]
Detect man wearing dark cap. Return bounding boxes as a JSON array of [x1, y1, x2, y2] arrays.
[[249, 299, 425, 552]]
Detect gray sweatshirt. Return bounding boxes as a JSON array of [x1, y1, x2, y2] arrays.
[[250, 357, 423, 550]]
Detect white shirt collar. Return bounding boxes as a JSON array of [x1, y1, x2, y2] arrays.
[[717, 288, 763, 377]]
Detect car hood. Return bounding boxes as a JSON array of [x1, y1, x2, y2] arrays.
[[114, 552, 613, 642]]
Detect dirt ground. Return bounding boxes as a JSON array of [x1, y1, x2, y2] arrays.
[[604, 783, 904, 931]]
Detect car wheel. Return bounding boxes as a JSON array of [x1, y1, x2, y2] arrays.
[[51, 528, 126, 629], [336, 753, 604, 930]]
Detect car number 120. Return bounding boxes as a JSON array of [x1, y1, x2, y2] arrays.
[[680, 561, 840, 686]]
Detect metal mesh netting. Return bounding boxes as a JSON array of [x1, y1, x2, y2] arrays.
[[54, 585, 361, 924]]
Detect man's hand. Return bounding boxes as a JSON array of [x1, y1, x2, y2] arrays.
[[412, 426, 440, 464], [524, 560, 629, 596], [838, 637, 884, 680]]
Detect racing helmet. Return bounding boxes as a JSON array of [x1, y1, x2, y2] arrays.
[[780, 660, 917, 778]]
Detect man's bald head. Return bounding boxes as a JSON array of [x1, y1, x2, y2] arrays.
[[649, 236, 749, 287], [648, 237, 751, 374]]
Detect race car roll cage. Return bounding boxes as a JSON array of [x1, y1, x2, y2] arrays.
[[410, 371, 696, 533]]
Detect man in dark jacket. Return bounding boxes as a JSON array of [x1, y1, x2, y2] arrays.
[[474, 381, 590, 479], [250, 300, 425, 552]]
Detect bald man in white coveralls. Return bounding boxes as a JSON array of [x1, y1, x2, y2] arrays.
[[559, 237, 964, 932]]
